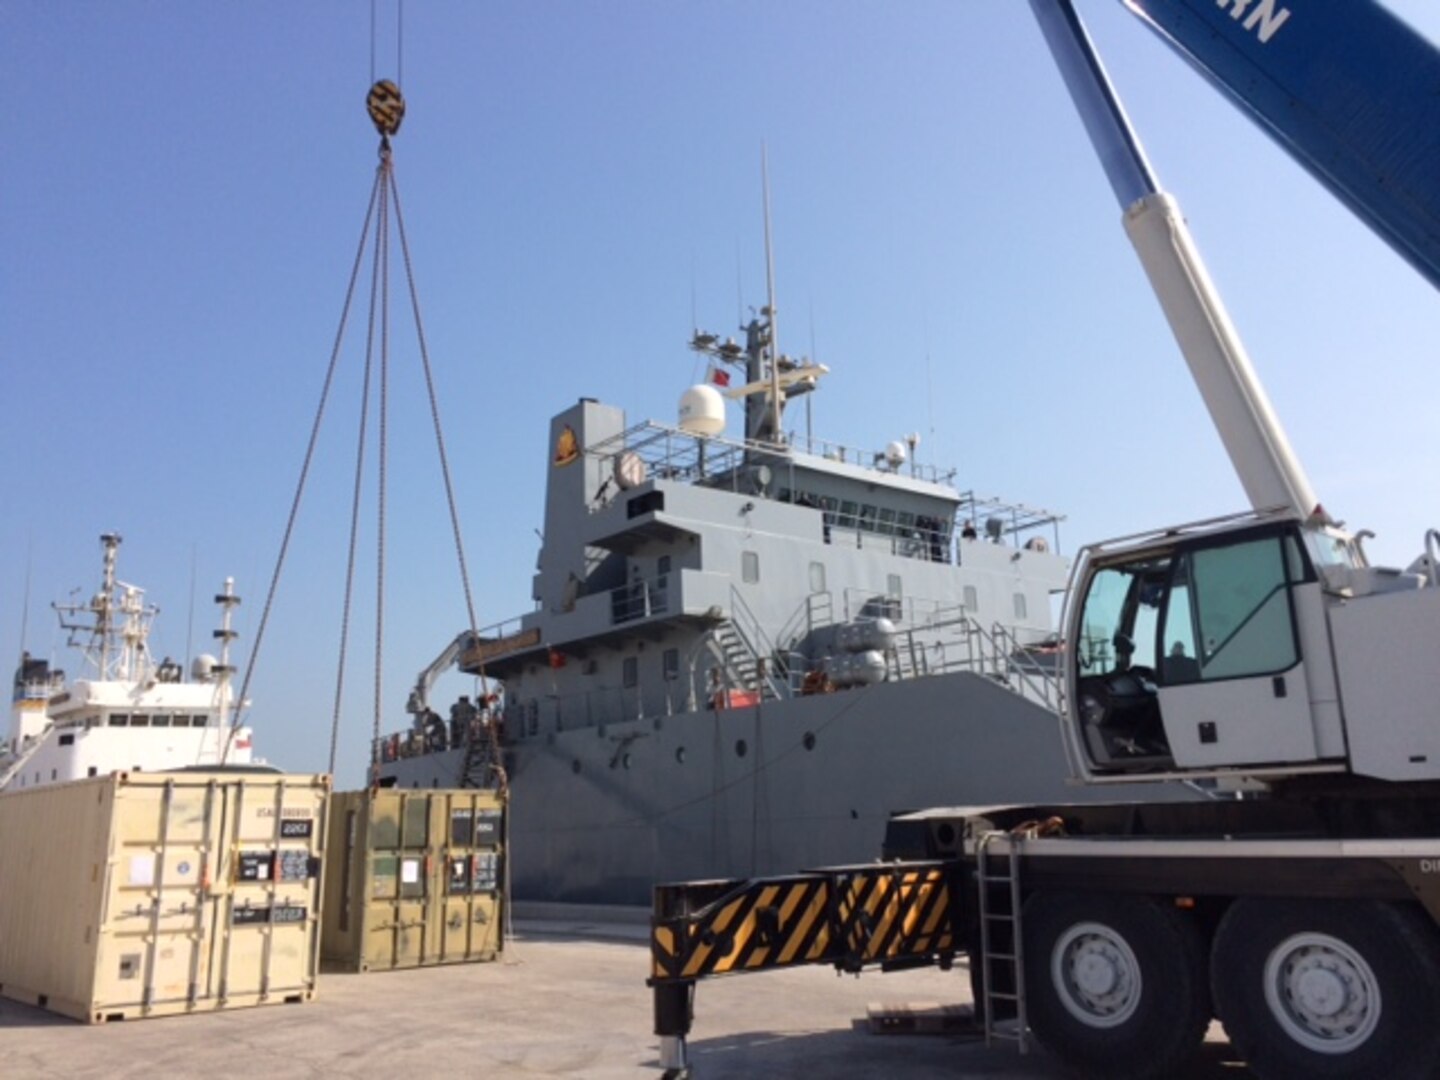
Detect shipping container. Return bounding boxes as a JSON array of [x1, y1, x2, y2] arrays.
[[321, 788, 504, 971], [0, 770, 328, 1023]]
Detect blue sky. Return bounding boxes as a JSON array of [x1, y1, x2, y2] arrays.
[[3, 1, 1437, 786]]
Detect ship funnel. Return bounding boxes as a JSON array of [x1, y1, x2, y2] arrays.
[[678, 384, 725, 436]]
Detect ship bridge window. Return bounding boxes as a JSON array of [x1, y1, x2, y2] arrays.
[[190, 715, 209, 727], [839, 501, 859, 529], [877, 507, 897, 535], [152, 715, 171, 728], [131, 715, 150, 727], [742, 551, 760, 584], [859, 504, 878, 531], [109, 714, 129, 727]]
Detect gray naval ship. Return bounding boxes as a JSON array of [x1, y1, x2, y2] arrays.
[[376, 311, 1177, 904]]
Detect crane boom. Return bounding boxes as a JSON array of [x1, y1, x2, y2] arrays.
[[1123, 0, 1440, 292], [1029, 0, 1326, 525]]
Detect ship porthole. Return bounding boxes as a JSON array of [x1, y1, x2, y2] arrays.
[[675, 747, 686, 764], [803, 732, 816, 751], [735, 739, 748, 758], [571, 760, 582, 774]]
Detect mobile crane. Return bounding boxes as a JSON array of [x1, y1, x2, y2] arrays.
[[649, 4, 1440, 1079]]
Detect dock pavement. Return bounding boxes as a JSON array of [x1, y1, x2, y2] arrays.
[[0, 906, 1251, 1079]]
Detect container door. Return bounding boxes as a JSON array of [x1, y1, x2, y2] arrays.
[[97, 780, 218, 1014], [213, 779, 322, 1002], [437, 794, 503, 962], [363, 793, 430, 968]]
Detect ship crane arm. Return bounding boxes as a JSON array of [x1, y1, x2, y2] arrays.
[[406, 630, 478, 718]]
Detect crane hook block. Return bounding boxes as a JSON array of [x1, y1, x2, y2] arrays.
[[367, 80, 405, 137]]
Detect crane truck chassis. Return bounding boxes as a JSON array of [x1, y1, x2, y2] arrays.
[[650, 792, 1440, 1079], [652, 2, 1440, 1077]]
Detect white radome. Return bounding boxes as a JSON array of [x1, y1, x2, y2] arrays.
[[678, 384, 725, 436]]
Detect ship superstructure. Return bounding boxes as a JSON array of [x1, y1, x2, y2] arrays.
[[376, 314, 1179, 903], [2, 534, 257, 791]]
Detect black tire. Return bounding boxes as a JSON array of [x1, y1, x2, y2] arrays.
[[1211, 898, 1440, 1080], [1022, 890, 1209, 1080]]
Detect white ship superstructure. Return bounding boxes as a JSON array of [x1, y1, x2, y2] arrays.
[[1, 534, 257, 791]]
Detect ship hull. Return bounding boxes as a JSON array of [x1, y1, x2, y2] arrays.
[[379, 672, 1189, 905]]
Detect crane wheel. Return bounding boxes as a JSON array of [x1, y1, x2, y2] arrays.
[[1022, 890, 1209, 1080], [1211, 898, 1440, 1079]]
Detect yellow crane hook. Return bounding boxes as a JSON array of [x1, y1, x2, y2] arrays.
[[367, 79, 405, 139]]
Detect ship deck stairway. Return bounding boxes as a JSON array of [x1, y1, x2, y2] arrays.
[[0, 724, 53, 790], [707, 589, 786, 702]]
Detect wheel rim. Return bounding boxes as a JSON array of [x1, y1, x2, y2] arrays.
[[1262, 931, 1381, 1054], [1051, 920, 1142, 1028]]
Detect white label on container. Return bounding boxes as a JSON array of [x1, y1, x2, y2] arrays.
[[401, 859, 420, 884], [129, 854, 156, 887]]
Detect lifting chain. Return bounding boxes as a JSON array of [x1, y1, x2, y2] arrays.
[[229, 82, 505, 800]]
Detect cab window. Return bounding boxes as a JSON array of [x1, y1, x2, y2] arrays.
[[1186, 534, 1300, 680]]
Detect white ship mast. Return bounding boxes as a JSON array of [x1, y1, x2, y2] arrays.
[[53, 533, 160, 685]]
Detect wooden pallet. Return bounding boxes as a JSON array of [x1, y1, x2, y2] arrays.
[[866, 1001, 981, 1036]]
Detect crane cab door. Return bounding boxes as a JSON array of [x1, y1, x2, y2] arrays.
[[1072, 523, 1324, 775]]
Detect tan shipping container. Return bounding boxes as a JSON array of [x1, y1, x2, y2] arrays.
[[321, 788, 504, 971], [0, 770, 328, 1023]]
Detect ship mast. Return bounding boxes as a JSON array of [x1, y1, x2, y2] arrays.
[[54, 533, 158, 684], [762, 145, 782, 445]]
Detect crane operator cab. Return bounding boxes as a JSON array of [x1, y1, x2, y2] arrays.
[[1063, 513, 1349, 782]]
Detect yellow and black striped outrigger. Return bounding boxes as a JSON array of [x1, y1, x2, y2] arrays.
[[649, 860, 966, 1076]]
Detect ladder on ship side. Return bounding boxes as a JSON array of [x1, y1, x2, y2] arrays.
[[458, 730, 498, 788], [976, 830, 1030, 1054]]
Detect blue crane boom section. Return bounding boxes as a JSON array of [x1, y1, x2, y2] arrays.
[[1122, 0, 1440, 291]]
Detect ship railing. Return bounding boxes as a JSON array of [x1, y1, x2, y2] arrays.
[[775, 591, 836, 653], [609, 576, 670, 624], [954, 491, 1066, 556], [584, 423, 1066, 560], [838, 588, 970, 628], [372, 710, 505, 766], [882, 615, 1063, 710], [821, 511, 952, 564], [585, 422, 753, 492], [790, 432, 957, 486], [586, 420, 965, 493]]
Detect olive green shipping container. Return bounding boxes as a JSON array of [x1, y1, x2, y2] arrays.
[[0, 771, 329, 1023], [321, 788, 504, 971]]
